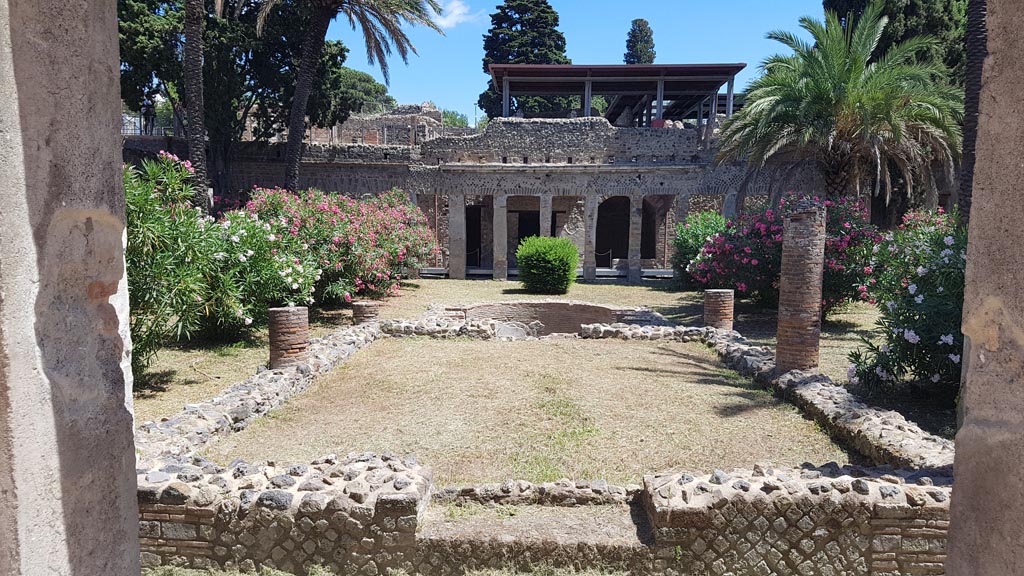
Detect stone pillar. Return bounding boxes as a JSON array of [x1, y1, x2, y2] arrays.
[[722, 193, 738, 218], [704, 290, 735, 330], [583, 195, 598, 281], [447, 192, 466, 279], [493, 194, 508, 280], [776, 203, 827, 373], [628, 194, 643, 283], [949, 1, 1024, 572], [0, 0, 141, 573], [268, 307, 310, 368], [540, 193, 553, 237], [673, 194, 690, 280]]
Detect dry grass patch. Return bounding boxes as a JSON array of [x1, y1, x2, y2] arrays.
[[207, 338, 851, 484], [133, 307, 352, 423]]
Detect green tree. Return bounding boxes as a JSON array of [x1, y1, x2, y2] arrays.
[[718, 1, 963, 205], [442, 109, 469, 127], [257, 0, 443, 191], [823, 0, 967, 85], [118, 0, 392, 196], [478, 0, 573, 119], [623, 18, 655, 64]]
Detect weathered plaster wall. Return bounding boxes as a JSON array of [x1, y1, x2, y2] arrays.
[[0, 0, 140, 573], [948, 0, 1024, 573]]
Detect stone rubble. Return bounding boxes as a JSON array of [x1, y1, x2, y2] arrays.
[[432, 479, 641, 507]]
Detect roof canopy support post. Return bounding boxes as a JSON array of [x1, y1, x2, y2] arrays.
[[656, 78, 665, 120], [726, 77, 736, 117], [502, 77, 511, 118], [584, 79, 593, 117]]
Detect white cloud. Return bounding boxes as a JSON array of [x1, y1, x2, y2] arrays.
[[432, 0, 484, 29]]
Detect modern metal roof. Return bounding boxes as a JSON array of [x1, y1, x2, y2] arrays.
[[488, 63, 746, 121]]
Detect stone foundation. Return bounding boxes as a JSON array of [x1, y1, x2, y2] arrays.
[[134, 303, 957, 574]]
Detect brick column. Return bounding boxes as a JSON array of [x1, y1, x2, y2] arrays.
[[628, 194, 643, 283], [540, 193, 553, 237], [704, 289, 735, 330], [351, 301, 380, 324], [0, 0, 141, 572], [583, 195, 598, 281], [493, 194, 508, 280], [948, 1, 1024, 571], [447, 192, 466, 279], [776, 203, 826, 373], [268, 307, 310, 368]]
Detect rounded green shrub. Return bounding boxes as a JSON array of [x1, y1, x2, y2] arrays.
[[671, 211, 727, 286], [516, 236, 580, 294]]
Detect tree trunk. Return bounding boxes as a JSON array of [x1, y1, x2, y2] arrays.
[[822, 153, 853, 198], [959, 0, 987, 226], [183, 0, 211, 211], [283, 6, 334, 191]]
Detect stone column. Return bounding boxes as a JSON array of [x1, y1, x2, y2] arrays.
[[0, 0, 141, 573], [447, 192, 466, 279], [704, 290, 735, 330], [493, 194, 508, 280], [673, 194, 690, 280], [776, 203, 827, 373], [949, 1, 1024, 572], [628, 194, 643, 283], [583, 195, 598, 281], [539, 193, 553, 237]]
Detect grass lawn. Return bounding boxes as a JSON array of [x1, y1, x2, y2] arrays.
[[134, 278, 880, 425], [133, 307, 352, 423], [205, 337, 851, 485]]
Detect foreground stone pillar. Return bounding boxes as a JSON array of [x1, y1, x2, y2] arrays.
[[583, 195, 598, 281], [949, 1, 1024, 572], [0, 0, 141, 573], [704, 289, 735, 330], [447, 192, 466, 279], [628, 194, 643, 283], [493, 194, 508, 280], [540, 193, 553, 237], [776, 203, 826, 373], [268, 307, 310, 368]]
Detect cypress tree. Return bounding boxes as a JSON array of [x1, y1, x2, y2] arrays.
[[624, 19, 656, 65], [477, 0, 573, 119]]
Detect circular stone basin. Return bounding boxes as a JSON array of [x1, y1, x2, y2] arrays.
[[440, 300, 671, 336]]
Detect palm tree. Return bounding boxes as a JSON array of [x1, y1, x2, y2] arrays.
[[959, 0, 986, 225], [183, 0, 211, 210], [257, 0, 443, 191], [717, 1, 963, 206]]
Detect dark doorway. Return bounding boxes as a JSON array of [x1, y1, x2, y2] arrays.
[[466, 205, 482, 267], [596, 196, 630, 267], [517, 211, 540, 243]]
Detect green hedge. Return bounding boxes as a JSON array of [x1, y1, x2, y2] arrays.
[[516, 236, 580, 294]]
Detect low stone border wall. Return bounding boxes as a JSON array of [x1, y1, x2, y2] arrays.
[[432, 479, 639, 507], [133, 302, 957, 575], [580, 323, 955, 472], [643, 465, 950, 576], [137, 452, 431, 573], [135, 323, 380, 459]]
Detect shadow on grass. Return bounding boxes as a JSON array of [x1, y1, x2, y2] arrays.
[[134, 368, 201, 397]]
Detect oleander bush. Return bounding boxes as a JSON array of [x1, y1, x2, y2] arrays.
[[848, 209, 966, 400], [516, 236, 580, 294], [687, 195, 877, 317], [125, 152, 436, 372], [671, 211, 727, 286]]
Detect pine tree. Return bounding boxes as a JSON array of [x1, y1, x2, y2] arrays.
[[624, 19, 655, 65], [824, 0, 967, 85], [477, 0, 573, 119]]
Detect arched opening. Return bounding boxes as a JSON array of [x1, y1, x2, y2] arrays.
[[596, 196, 630, 268], [641, 195, 678, 267]]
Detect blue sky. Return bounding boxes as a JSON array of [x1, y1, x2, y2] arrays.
[[329, 0, 824, 125]]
